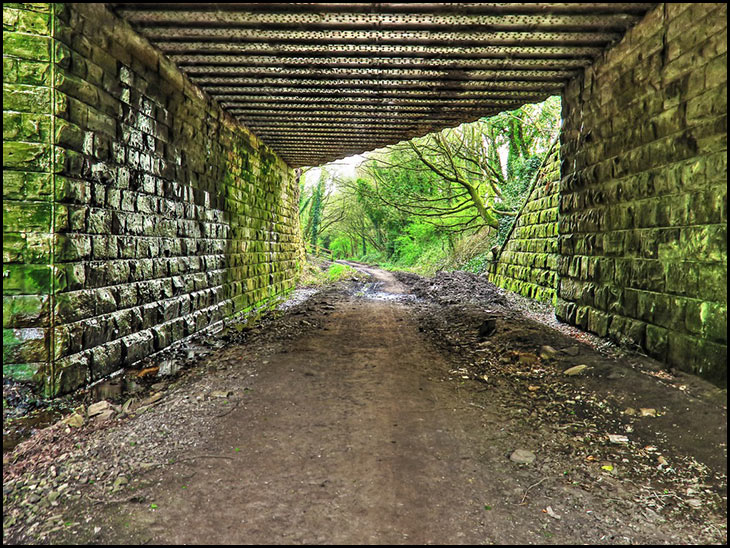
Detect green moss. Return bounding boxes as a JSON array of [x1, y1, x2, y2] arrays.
[[2, 111, 52, 142], [3, 141, 52, 171], [2, 294, 49, 328], [2, 201, 51, 231], [2, 171, 53, 200], [2, 362, 43, 382], [3, 327, 47, 363], [3, 7, 51, 34], [1, 32, 51, 61], [2, 264, 52, 295]]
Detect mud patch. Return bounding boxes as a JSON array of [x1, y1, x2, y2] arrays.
[[395, 270, 727, 538], [394, 270, 508, 308]]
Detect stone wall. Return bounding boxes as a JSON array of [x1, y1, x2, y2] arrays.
[[3, 3, 303, 395], [558, 3, 727, 382], [488, 143, 560, 304], [3, 4, 56, 384]]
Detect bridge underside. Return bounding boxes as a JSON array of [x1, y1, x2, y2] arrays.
[[111, 3, 655, 167]]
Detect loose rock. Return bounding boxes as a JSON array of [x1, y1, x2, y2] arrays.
[[539, 345, 559, 361], [88, 401, 113, 417], [608, 434, 630, 444], [563, 365, 588, 376], [63, 413, 84, 428], [509, 449, 536, 464]]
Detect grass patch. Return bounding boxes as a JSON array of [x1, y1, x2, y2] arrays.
[[296, 258, 364, 287]]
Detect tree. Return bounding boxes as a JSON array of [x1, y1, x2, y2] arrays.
[[299, 167, 347, 249], [303, 97, 562, 269], [360, 97, 561, 235]]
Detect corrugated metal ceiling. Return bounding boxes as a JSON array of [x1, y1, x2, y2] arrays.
[[111, 3, 656, 167]]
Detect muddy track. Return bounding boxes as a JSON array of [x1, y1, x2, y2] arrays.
[[3, 266, 727, 545]]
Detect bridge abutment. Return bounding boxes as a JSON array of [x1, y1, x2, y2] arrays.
[[4, 4, 303, 395]]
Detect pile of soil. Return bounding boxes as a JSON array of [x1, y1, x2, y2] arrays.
[[392, 269, 727, 539], [393, 270, 508, 308]]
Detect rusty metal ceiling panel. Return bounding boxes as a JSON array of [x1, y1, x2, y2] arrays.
[[111, 3, 656, 167]]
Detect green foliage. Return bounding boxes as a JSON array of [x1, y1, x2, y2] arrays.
[[391, 222, 441, 266], [328, 236, 352, 259], [462, 253, 491, 274], [304, 168, 326, 247], [326, 263, 353, 282], [296, 259, 362, 287], [298, 97, 561, 276]]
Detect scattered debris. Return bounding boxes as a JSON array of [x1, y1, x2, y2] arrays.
[[87, 401, 114, 418], [539, 345, 559, 361], [608, 434, 630, 445], [136, 367, 159, 378], [563, 365, 588, 376], [3, 269, 726, 545], [137, 393, 163, 408]]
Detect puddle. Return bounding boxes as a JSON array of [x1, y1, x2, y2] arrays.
[[366, 291, 416, 302], [3, 408, 64, 454], [352, 281, 416, 303]]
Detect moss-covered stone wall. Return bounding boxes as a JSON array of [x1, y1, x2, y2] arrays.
[[488, 144, 560, 304], [3, 4, 57, 384], [558, 3, 727, 382], [3, 4, 303, 395]]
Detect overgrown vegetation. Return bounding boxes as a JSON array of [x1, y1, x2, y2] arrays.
[[298, 97, 561, 276], [296, 258, 365, 287]]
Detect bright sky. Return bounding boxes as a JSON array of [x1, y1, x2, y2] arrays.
[[303, 153, 368, 187]]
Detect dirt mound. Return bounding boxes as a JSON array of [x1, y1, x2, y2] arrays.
[[394, 270, 507, 308]]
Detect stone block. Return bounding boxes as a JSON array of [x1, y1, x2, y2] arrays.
[[2, 32, 50, 61], [53, 352, 89, 396], [3, 326, 48, 363]]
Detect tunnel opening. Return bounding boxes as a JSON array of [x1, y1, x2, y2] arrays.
[[2, 4, 727, 544], [3, 2, 726, 393]]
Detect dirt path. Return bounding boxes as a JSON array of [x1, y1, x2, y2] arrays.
[[337, 259, 408, 293], [3, 266, 727, 544], [119, 299, 504, 545]]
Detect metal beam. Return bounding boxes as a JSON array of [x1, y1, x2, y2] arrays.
[[111, 2, 655, 166]]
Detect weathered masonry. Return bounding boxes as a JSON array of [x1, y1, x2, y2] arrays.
[[3, 3, 727, 392], [558, 3, 726, 382], [488, 142, 561, 305], [489, 4, 727, 383], [4, 4, 302, 395]]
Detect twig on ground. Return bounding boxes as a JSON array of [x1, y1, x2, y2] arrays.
[[520, 477, 549, 504], [215, 399, 241, 418]]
